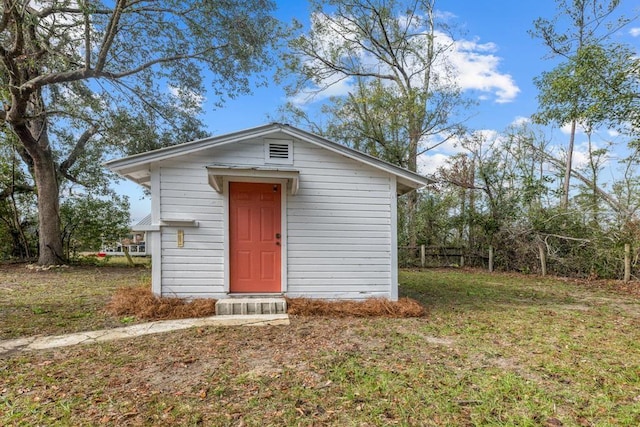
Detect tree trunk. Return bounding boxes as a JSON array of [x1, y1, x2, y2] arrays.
[[538, 241, 547, 276], [13, 117, 65, 265], [561, 120, 577, 209], [624, 243, 631, 283], [406, 129, 421, 248], [488, 245, 494, 272], [33, 150, 65, 265]]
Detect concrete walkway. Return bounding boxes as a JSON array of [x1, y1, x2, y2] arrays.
[[0, 314, 289, 357]]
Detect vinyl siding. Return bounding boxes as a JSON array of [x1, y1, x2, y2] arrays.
[[156, 131, 394, 299]]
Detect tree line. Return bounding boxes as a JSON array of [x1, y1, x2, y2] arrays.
[[1, 0, 639, 279], [279, 0, 640, 279]]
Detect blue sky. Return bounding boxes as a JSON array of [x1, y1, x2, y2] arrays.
[[118, 0, 640, 223]]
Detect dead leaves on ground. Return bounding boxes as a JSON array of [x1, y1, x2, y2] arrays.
[[105, 286, 217, 320], [106, 286, 426, 320], [286, 296, 426, 318]]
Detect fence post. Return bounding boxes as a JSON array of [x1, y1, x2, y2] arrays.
[[420, 244, 426, 268], [538, 242, 547, 276], [624, 243, 631, 283], [488, 246, 494, 272]]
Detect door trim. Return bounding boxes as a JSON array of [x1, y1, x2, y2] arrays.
[[223, 177, 288, 294]]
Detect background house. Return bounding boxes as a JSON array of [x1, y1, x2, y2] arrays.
[[101, 223, 148, 256], [105, 123, 430, 300]]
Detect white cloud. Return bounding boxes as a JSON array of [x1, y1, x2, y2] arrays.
[[418, 152, 451, 175], [475, 128, 500, 141], [571, 146, 590, 169], [511, 116, 531, 126], [630, 27, 640, 37], [421, 130, 468, 155], [559, 121, 590, 135], [448, 36, 519, 103]]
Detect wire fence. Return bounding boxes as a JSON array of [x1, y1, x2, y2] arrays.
[[399, 245, 489, 269]]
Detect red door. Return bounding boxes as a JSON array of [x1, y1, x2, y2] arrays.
[[229, 182, 282, 293]]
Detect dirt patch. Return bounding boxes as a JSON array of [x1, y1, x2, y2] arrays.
[[141, 356, 221, 392], [559, 276, 640, 297], [555, 304, 591, 311]]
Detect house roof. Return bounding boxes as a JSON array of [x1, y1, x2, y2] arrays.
[[104, 123, 434, 195], [132, 214, 153, 231]]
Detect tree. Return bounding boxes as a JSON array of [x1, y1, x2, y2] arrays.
[[281, 0, 471, 246], [530, 0, 634, 208], [0, 0, 285, 265], [60, 195, 130, 258]]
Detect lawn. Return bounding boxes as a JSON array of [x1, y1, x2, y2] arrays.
[[1, 265, 639, 426]]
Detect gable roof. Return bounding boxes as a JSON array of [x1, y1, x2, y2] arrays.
[[105, 123, 433, 194]]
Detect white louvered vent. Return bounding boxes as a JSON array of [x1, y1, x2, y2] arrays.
[[264, 139, 293, 164], [269, 143, 289, 159]]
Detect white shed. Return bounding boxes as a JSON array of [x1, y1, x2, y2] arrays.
[[105, 123, 431, 301]]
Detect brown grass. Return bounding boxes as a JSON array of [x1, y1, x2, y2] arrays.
[[286, 296, 426, 317], [105, 286, 217, 320]]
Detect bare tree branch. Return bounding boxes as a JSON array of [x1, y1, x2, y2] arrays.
[[532, 143, 631, 217], [20, 47, 221, 93], [94, 0, 127, 71], [0, 183, 34, 200], [59, 123, 100, 175]]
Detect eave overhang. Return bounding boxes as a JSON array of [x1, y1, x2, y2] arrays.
[[206, 165, 300, 195]]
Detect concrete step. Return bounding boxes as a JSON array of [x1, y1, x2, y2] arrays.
[[215, 298, 287, 316]]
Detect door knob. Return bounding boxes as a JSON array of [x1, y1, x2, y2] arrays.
[[275, 233, 281, 239]]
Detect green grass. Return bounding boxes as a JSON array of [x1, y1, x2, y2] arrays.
[[0, 262, 150, 339], [1, 268, 640, 425]]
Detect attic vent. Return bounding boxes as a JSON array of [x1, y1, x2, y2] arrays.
[[264, 139, 293, 164], [269, 143, 289, 159]]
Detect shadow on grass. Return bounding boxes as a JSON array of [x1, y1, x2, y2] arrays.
[[399, 268, 579, 312]]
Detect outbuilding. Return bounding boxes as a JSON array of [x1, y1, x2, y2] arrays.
[[106, 123, 430, 301]]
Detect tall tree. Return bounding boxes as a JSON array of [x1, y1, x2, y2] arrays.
[[530, 0, 633, 208], [281, 0, 470, 246], [0, 0, 285, 265]]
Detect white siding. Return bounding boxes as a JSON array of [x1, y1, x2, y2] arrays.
[[286, 143, 392, 300], [156, 132, 394, 300], [157, 158, 226, 298]]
